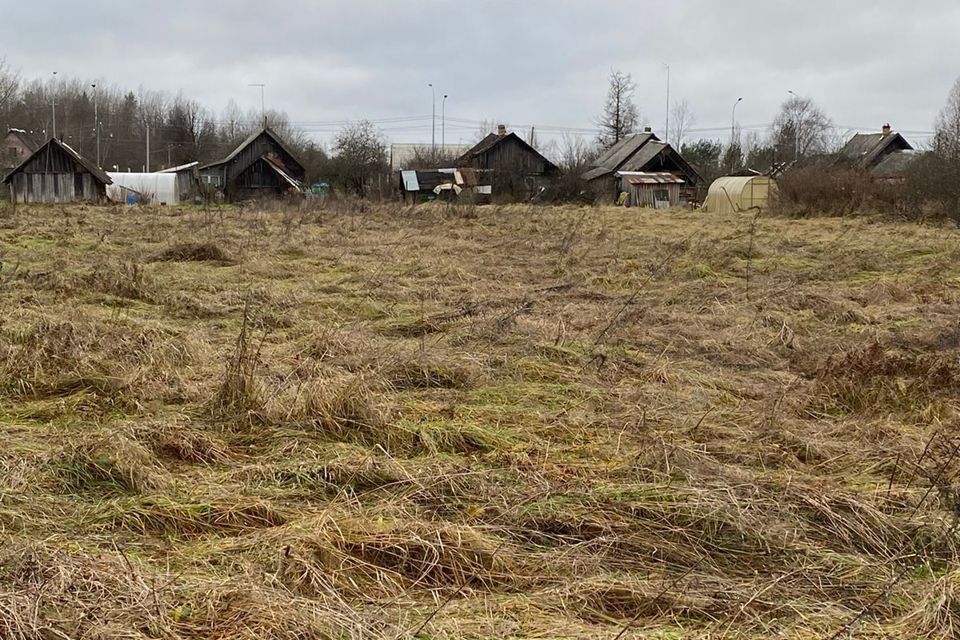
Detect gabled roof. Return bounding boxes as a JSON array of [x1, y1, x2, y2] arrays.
[[200, 127, 304, 174], [5, 128, 41, 153], [589, 132, 659, 177], [583, 133, 700, 184], [2, 137, 111, 185], [457, 132, 558, 172], [837, 132, 913, 169]]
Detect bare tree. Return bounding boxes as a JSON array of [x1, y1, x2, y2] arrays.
[[934, 76, 960, 160], [669, 99, 695, 148], [770, 95, 833, 161], [597, 70, 639, 149], [332, 120, 388, 196], [0, 57, 20, 117]]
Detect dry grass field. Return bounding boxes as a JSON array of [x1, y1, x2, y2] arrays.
[[2, 200, 960, 639]]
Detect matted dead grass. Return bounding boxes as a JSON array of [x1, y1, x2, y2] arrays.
[[1, 200, 960, 638]]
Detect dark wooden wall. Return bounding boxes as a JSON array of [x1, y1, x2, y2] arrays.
[[7, 144, 105, 203], [465, 137, 553, 176]]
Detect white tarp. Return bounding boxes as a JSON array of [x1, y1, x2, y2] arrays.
[[401, 170, 420, 192], [106, 172, 179, 205]]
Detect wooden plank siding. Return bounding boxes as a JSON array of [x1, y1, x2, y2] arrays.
[[198, 130, 305, 201], [5, 141, 108, 203]]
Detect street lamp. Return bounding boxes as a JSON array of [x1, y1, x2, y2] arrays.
[[249, 83, 266, 127], [51, 71, 57, 140], [731, 97, 742, 147], [787, 90, 801, 162], [428, 83, 436, 158], [662, 63, 670, 142], [442, 94, 448, 150]]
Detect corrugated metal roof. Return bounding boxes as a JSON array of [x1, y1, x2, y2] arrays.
[[618, 171, 686, 185]]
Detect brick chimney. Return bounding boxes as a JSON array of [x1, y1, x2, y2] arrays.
[[643, 126, 653, 133], [497, 124, 507, 136], [881, 123, 892, 136]]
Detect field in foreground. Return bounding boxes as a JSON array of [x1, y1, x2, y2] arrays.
[[1, 201, 960, 639]]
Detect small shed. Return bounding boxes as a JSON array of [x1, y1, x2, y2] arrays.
[[616, 171, 686, 208], [2, 137, 111, 204], [702, 176, 778, 213]]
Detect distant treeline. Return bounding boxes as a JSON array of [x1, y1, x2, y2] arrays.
[[0, 63, 328, 179]]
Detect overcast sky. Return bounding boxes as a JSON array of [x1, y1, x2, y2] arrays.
[[4, 0, 959, 149]]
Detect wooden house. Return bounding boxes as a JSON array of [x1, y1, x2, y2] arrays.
[[456, 125, 557, 197], [836, 124, 919, 182], [2, 137, 111, 204], [3, 129, 41, 172], [198, 128, 305, 201], [583, 129, 701, 206]]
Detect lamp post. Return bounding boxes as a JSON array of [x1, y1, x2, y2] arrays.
[[787, 90, 801, 162], [731, 97, 742, 147], [92, 83, 100, 167], [428, 83, 436, 158], [663, 63, 670, 142], [249, 83, 266, 127], [442, 94, 448, 150], [51, 71, 57, 140]]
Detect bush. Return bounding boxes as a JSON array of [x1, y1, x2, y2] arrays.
[[774, 167, 880, 217]]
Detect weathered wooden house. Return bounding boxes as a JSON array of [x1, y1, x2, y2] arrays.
[[198, 128, 305, 201], [456, 125, 557, 197], [836, 124, 919, 182], [583, 129, 701, 206], [3, 128, 41, 172], [2, 137, 111, 204]]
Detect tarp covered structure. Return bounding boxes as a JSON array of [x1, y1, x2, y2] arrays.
[[702, 176, 777, 214], [107, 172, 179, 204]]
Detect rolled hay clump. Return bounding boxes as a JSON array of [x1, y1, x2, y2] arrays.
[[51, 433, 166, 495], [151, 241, 234, 264], [134, 418, 233, 465], [292, 376, 406, 451], [381, 352, 479, 390]]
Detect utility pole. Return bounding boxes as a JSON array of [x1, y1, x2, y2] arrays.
[[146, 125, 150, 172], [51, 71, 57, 140], [249, 83, 266, 127], [428, 83, 436, 158], [92, 83, 100, 167], [442, 94, 448, 149]]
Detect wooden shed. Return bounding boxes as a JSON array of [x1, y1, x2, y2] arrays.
[[616, 171, 686, 208], [2, 137, 111, 204], [199, 128, 305, 201]]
